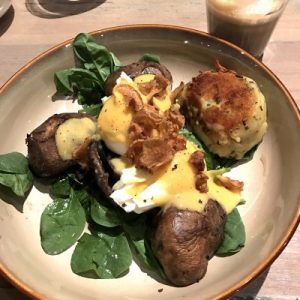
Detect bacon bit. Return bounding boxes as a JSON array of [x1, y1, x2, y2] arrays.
[[72, 137, 93, 168], [116, 84, 143, 111], [195, 173, 209, 193], [126, 139, 144, 162], [127, 122, 145, 141], [127, 138, 174, 172], [164, 109, 185, 129], [137, 74, 169, 102], [188, 150, 208, 192], [159, 110, 185, 150], [126, 104, 186, 172], [170, 81, 184, 103], [128, 105, 162, 141], [138, 139, 174, 172], [168, 135, 186, 152], [215, 175, 244, 193], [189, 150, 205, 172]]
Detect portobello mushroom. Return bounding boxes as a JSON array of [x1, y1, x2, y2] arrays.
[[104, 61, 173, 96], [150, 199, 226, 286], [88, 140, 119, 197], [26, 113, 95, 177]]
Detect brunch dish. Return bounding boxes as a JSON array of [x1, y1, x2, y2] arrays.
[[0, 25, 299, 300]]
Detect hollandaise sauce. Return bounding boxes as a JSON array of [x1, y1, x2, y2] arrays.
[[97, 74, 173, 156], [110, 141, 241, 215], [99, 74, 242, 215], [55, 117, 97, 160]]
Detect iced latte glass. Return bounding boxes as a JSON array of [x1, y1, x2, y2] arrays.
[[206, 0, 289, 58]]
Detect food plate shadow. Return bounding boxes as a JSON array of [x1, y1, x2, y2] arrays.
[[25, 0, 106, 19], [51, 92, 73, 102], [134, 257, 169, 286], [0, 6, 15, 37], [0, 186, 28, 213], [230, 268, 270, 299], [32, 178, 53, 195]]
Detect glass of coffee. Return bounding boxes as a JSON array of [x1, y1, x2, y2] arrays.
[[206, 0, 289, 59]]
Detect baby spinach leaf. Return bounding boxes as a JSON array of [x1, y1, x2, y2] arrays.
[[40, 191, 86, 255], [54, 69, 74, 94], [51, 175, 99, 219], [90, 198, 122, 228], [180, 128, 217, 170], [54, 68, 103, 105], [217, 144, 259, 168], [139, 53, 160, 63], [111, 52, 122, 70], [0, 152, 33, 197], [71, 188, 91, 209], [216, 208, 245, 256], [123, 214, 166, 279], [79, 103, 102, 116], [73, 33, 121, 84], [54, 33, 121, 108], [50, 177, 71, 198], [68, 188, 94, 222], [180, 128, 258, 169], [71, 231, 132, 279], [0, 152, 29, 174], [0, 170, 33, 197], [238, 198, 246, 206]]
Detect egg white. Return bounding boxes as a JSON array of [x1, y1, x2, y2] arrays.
[[110, 166, 163, 214]]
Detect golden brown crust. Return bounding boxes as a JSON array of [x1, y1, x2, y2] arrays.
[[185, 66, 256, 135]]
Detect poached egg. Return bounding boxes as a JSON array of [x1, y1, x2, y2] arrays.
[[97, 72, 242, 215], [97, 73, 172, 155]]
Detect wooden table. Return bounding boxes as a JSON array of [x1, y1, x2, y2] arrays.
[[0, 1, 299, 299]]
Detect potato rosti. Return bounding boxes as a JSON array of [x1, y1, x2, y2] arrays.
[[181, 63, 267, 159]]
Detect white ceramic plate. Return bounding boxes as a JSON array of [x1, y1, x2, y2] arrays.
[[0, 25, 299, 300]]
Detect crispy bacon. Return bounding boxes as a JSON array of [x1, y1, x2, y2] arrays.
[[128, 105, 162, 141], [126, 139, 144, 162], [137, 74, 169, 102], [189, 150, 208, 193], [168, 135, 186, 152], [195, 173, 209, 193], [138, 139, 174, 172], [189, 150, 205, 172], [116, 84, 143, 111], [170, 81, 185, 103], [215, 175, 244, 193], [126, 104, 186, 172], [162, 110, 185, 135]]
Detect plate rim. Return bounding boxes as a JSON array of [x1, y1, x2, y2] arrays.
[[0, 24, 299, 300]]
